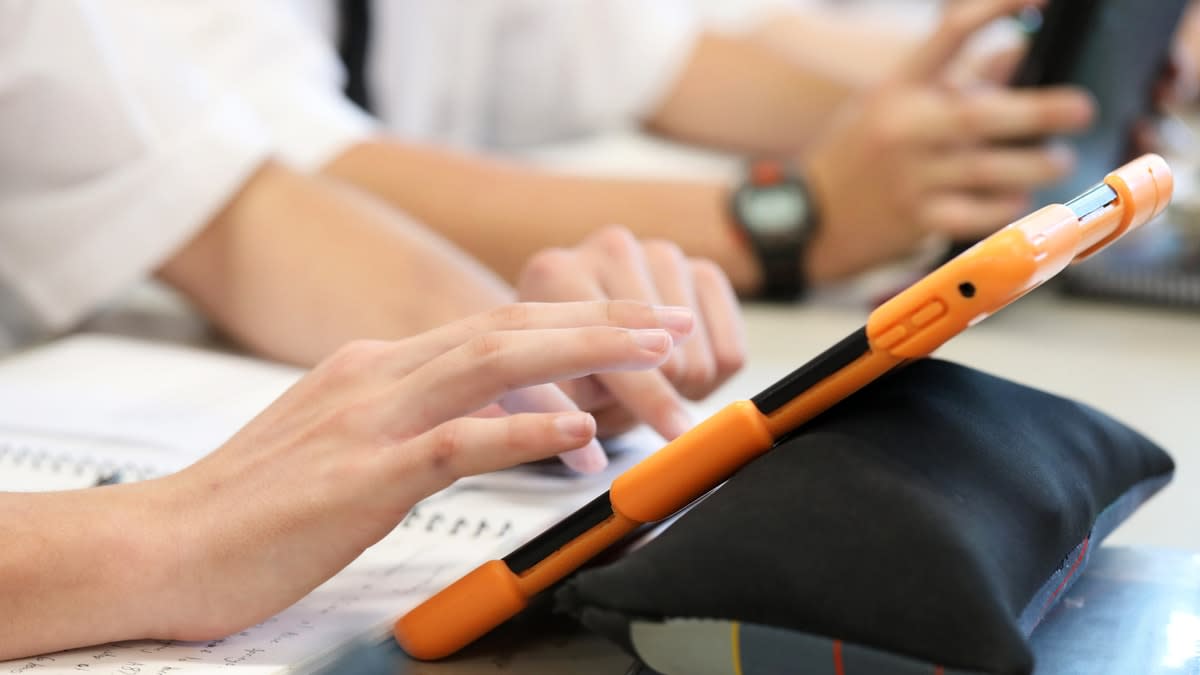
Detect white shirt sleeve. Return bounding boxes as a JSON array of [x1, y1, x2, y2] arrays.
[[102, 1, 698, 154], [686, 0, 797, 33], [369, 0, 702, 149], [0, 0, 272, 335], [110, 0, 377, 171]]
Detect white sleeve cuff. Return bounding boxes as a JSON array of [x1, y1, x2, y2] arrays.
[[233, 74, 378, 171], [0, 95, 271, 332], [110, 0, 378, 171], [593, 2, 703, 128], [398, 0, 703, 149]]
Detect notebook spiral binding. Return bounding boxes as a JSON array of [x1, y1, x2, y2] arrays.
[[0, 441, 161, 483], [399, 504, 514, 540], [1060, 264, 1200, 308]]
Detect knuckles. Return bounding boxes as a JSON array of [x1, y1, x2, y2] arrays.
[[604, 299, 655, 327], [642, 239, 687, 269], [518, 247, 576, 291], [463, 332, 509, 364], [856, 89, 916, 154], [675, 359, 717, 399], [954, 96, 992, 139], [486, 303, 534, 330], [313, 339, 390, 386], [424, 421, 464, 479], [588, 225, 643, 263], [713, 345, 746, 380], [962, 154, 996, 187], [688, 258, 725, 288]]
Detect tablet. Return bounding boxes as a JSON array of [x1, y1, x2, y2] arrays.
[[395, 154, 1174, 661], [1013, 0, 1187, 204]]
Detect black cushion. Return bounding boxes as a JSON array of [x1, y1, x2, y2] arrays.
[[556, 360, 1174, 675]]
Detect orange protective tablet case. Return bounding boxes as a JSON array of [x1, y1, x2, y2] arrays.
[[395, 154, 1173, 660]]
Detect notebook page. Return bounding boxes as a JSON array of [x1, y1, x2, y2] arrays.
[[0, 335, 303, 463]]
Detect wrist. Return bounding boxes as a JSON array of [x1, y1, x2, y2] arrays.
[[0, 484, 182, 656], [105, 480, 187, 640], [799, 151, 864, 283], [729, 159, 818, 300], [798, 155, 839, 284]]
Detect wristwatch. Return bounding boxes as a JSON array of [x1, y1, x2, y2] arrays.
[[729, 159, 819, 301]]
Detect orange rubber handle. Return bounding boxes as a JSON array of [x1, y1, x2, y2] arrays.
[[393, 403, 767, 660], [611, 401, 771, 522], [394, 560, 526, 661]]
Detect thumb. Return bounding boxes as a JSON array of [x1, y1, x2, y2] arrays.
[[899, 0, 1042, 82]]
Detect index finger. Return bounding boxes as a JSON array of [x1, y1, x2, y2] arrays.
[[392, 300, 694, 375], [904, 86, 1094, 144], [899, 0, 1042, 82], [390, 326, 675, 438]]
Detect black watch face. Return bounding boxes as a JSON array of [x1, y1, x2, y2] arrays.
[[738, 185, 808, 238]]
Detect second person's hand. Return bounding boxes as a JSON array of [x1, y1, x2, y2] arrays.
[[517, 226, 747, 443], [801, 0, 1096, 282]]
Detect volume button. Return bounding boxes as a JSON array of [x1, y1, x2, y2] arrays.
[[911, 300, 947, 327], [874, 324, 908, 350]]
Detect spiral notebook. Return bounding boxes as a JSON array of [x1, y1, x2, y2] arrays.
[[0, 432, 174, 491], [1058, 214, 1200, 309], [0, 334, 665, 674], [0, 440, 113, 491]]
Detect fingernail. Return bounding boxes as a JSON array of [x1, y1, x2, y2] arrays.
[[652, 306, 695, 334], [555, 412, 596, 439], [662, 409, 693, 440], [1070, 91, 1098, 124], [631, 329, 672, 354], [1048, 143, 1075, 171], [560, 441, 608, 474]]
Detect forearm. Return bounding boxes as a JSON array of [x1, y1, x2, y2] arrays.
[[645, 32, 856, 155], [0, 485, 167, 659], [746, 9, 922, 89], [1178, 1, 1200, 98], [321, 139, 775, 293], [157, 161, 514, 366]]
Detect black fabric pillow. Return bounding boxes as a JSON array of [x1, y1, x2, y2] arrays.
[[556, 360, 1174, 675]]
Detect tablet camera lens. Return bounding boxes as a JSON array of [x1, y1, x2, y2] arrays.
[[958, 282, 976, 298]]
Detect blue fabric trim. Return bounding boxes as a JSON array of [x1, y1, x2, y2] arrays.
[[738, 621, 986, 675], [630, 617, 990, 675], [1016, 472, 1173, 635]]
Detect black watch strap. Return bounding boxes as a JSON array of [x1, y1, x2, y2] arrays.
[[731, 160, 817, 302], [759, 247, 804, 301]]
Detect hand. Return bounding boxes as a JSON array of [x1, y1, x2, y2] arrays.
[[803, 0, 1096, 282], [1161, 2, 1200, 110], [1133, 40, 1200, 155], [132, 301, 685, 641], [517, 226, 746, 441]]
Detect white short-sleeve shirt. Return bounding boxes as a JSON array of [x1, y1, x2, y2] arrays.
[[110, 0, 703, 159], [360, 0, 702, 149], [0, 0, 272, 349]]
